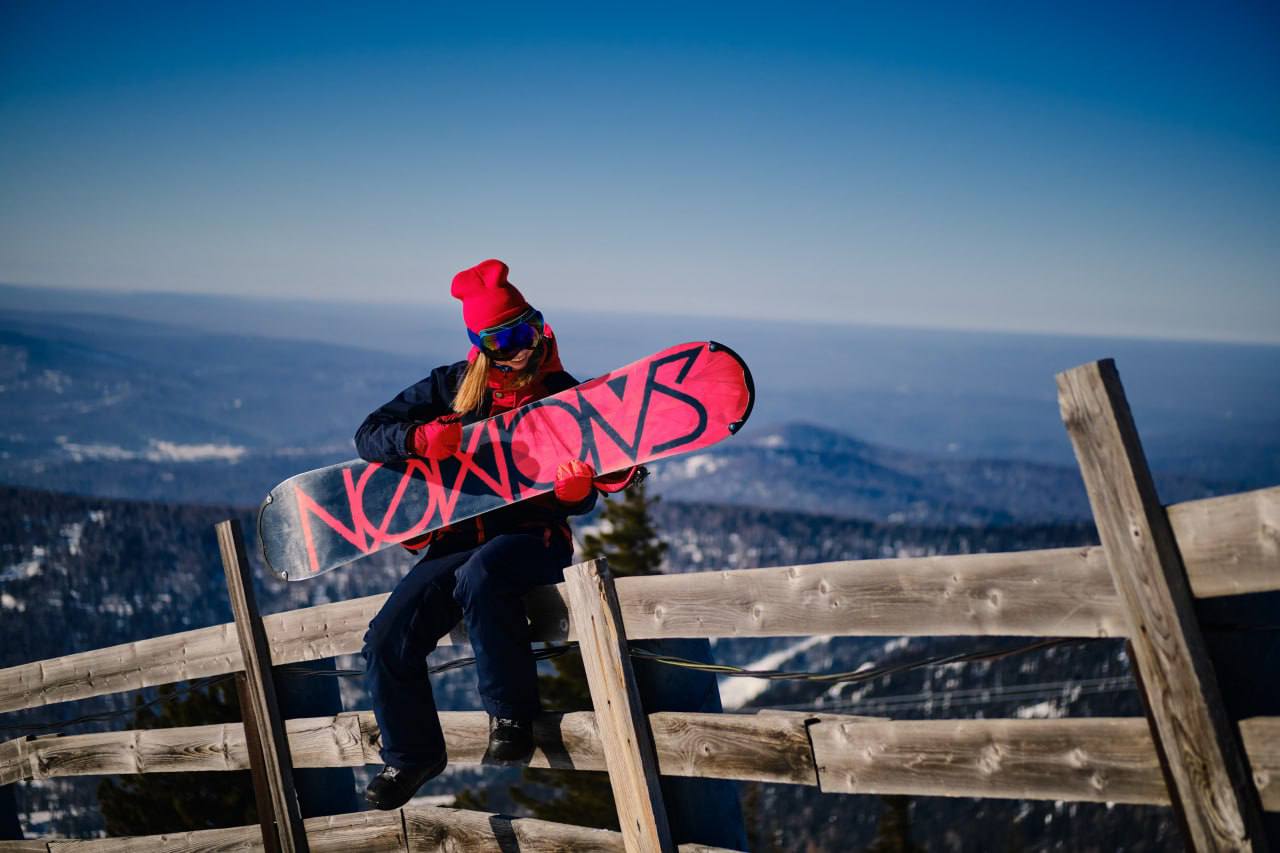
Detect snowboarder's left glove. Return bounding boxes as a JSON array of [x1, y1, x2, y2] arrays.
[[554, 459, 596, 504]]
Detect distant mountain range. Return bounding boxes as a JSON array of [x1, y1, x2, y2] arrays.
[[646, 421, 1229, 525], [4, 282, 1279, 487], [0, 304, 1263, 523]]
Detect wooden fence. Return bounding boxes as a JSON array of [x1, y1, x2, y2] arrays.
[[2, 359, 1278, 852]]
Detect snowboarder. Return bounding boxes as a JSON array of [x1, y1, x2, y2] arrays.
[[355, 259, 627, 809]]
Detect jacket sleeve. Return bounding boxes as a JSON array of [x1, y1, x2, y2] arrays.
[[354, 364, 460, 462]]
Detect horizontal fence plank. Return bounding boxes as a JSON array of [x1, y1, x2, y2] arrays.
[[7, 710, 1279, 816], [44, 825, 261, 853], [1241, 717, 1280, 812], [19, 806, 738, 853], [609, 547, 1123, 641], [405, 803, 740, 852], [3, 485, 1275, 715], [1, 710, 816, 789], [811, 717, 1168, 805], [1167, 487, 1280, 598], [8, 708, 1278, 812], [37, 811, 404, 853], [648, 711, 817, 786]]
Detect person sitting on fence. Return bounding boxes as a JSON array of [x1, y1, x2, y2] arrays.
[[354, 259, 631, 810]]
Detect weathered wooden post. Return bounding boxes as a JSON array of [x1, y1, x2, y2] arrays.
[[563, 558, 675, 853], [217, 518, 310, 853], [631, 637, 749, 850], [1057, 359, 1268, 852]]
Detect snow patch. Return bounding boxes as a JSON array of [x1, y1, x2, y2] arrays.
[[1, 592, 24, 611], [719, 634, 830, 710], [882, 636, 911, 654], [38, 369, 71, 393], [1, 546, 46, 582], [146, 440, 247, 463], [58, 440, 135, 461], [1014, 701, 1064, 719], [758, 434, 785, 448], [408, 794, 457, 808], [60, 522, 84, 556], [58, 438, 248, 463], [664, 453, 729, 480]]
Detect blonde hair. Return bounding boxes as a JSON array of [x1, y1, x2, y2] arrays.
[[451, 346, 542, 415]]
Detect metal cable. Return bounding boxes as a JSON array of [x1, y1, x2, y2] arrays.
[[3, 637, 1099, 739]]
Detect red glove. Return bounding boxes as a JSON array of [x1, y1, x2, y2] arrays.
[[411, 415, 462, 460], [554, 459, 596, 504]]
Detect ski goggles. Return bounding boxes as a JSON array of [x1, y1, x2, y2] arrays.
[[466, 308, 545, 359]]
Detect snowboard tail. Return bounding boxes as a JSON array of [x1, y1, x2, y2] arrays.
[[258, 341, 753, 580]]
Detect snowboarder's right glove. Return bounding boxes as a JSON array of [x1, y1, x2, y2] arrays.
[[411, 415, 462, 460]]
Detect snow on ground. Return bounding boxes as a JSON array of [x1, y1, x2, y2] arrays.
[[1, 545, 46, 582], [719, 634, 831, 710], [1014, 701, 1065, 719], [145, 440, 247, 463], [408, 794, 457, 808], [57, 437, 247, 463], [656, 453, 730, 480], [60, 522, 84, 556], [57, 439, 135, 461]]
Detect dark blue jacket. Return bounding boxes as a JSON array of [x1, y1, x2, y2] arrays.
[[354, 360, 596, 549]]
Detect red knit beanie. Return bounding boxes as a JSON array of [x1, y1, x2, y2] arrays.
[[450, 259, 531, 332]]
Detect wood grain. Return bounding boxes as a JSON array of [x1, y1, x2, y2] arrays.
[[1241, 717, 1280, 813], [1, 709, 816, 789], [403, 804, 742, 853], [44, 825, 260, 852], [1167, 488, 1280, 598], [8, 712, 1280, 817], [22, 806, 737, 853], [565, 559, 675, 853], [218, 519, 308, 853], [648, 711, 816, 786], [0, 735, 29, 785], [1058, 360, 1267, 852], [610, 548, 1124, 641], [812, 716, 1168, 805]]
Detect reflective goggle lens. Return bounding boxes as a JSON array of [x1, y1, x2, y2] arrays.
[[469, 311, 544, 358]]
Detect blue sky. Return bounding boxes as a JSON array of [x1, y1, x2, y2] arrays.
[[2, 1, 1278, 342]]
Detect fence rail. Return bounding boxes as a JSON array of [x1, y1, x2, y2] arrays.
[[3, 485, 1277, 717], [5, 710, 1280, 811], [3, 359, 1278, 852], [0, 804, 742, 853]]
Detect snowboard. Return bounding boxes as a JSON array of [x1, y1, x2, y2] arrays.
[[258, 341, 754, 581]]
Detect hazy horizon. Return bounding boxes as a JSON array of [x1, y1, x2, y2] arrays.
[[6, 279, 1279, 350]]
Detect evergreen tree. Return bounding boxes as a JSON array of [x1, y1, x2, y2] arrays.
[[504, 475, 666, 828], [97, 679, 257, 836], [865, 795, 922, 853], [579, 476, 667, 578]]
